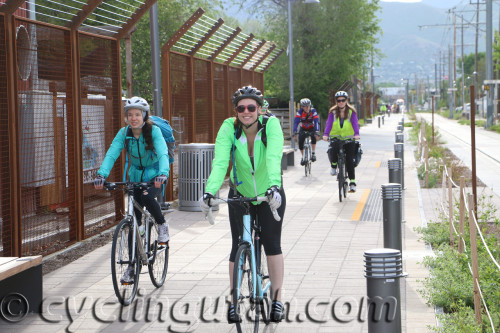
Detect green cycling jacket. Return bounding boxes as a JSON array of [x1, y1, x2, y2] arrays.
[[205, 116, 283, 198], [330, 109, 355, 138], [97, 125, 169, 181]]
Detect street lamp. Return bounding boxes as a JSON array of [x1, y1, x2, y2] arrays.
[[288, 0, 320, 149]]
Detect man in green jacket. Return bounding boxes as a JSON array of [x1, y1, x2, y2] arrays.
[[200, 86, 287, 324]]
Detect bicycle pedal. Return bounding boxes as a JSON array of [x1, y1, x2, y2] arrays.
[[121, 281, 134, 285]]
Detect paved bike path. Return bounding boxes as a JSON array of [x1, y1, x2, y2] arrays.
[[0, 114, 436, 333]]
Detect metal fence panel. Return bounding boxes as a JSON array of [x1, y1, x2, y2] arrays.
[[79, 34, 123, 238], [15, 19, 75, 256], [193, 59, 211, 143]]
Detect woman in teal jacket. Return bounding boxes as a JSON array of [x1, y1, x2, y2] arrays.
[[200, 86, 286, 323], [94, 96, 169, 284]]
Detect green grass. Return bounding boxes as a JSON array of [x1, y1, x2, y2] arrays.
[[457, 119, 486, 127]]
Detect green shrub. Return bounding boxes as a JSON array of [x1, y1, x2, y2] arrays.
[[420, 245, 474, 312], [415, 219, 450, 248], [430, 300, 482, 333]]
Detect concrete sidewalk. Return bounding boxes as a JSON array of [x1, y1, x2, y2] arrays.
[[0, 114, 437, 333]]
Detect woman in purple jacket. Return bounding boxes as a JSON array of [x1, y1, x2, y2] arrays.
[[322, 91, 360, 192]]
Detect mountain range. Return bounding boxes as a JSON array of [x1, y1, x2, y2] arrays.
[[375, 0, 488, 84]]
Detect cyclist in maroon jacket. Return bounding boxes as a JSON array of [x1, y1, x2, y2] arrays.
[[293, 98, 320, 165]]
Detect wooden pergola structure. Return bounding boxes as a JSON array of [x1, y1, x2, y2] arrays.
[[0, 0, 156, 257]]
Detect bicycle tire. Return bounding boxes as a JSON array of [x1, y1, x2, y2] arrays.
[[148, 220, 169, 288], [111, 218, 140, 306], [257, 241, 271, 325], [304, 144, 309, 177], [233, 244, 258, 333], [338, 157, 344, 202]]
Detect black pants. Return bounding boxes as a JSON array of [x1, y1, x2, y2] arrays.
[[298, 129, 317, 150], [228, 187, 286, 262], [327, 140, 356, 183], [133, 186, 165, 225]]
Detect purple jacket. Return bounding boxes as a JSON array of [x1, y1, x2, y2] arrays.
[[323, 110, 360, 137]]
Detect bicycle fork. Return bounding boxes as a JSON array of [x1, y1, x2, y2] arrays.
[[128, 196, 149, 265]]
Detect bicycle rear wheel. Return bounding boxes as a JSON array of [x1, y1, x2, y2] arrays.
[[148, 220, 169, 287], [233, 244, 258, 333], [257, 241, 271, 325], [111, 218, 140, 306]]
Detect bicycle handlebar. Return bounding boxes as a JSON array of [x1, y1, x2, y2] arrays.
[[103, 181, 155, 191], [205, 196, 280, 225]]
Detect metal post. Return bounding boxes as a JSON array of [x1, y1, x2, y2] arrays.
[[388, 159, 402, 185], [395, 132, 404, 143], [382, 184, 403, 253], [287, 0, 295, 149], [394, 143, 404, 189], [486, 0, 493, 128], [150, 3, 161, 115], [378, 116, 381, 128], [364, 248, 403, 333]]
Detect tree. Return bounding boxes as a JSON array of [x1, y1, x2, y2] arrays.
[[231, 0, 381, 117], [121, 0, 224, 109]]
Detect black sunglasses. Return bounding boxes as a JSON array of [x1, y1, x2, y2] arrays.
[[236, 104, 258, 113], [337, 99, 347, 103]]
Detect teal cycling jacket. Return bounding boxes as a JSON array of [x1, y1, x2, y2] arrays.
[[205, 116, 283, 199], [97, 125, 169, 181]]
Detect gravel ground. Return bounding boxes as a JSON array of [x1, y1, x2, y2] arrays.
[[42, 230, 113, 275]]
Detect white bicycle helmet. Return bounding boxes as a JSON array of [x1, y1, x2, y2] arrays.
[[335, 91, 349, 99], [124, 96, 149, 118], [300, 98, 311, 107]]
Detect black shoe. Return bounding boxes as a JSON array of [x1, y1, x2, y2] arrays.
[[227, 304, 241, 324], [300, 158, 305, 166], [311, 154, 316, 162], [270, 301, 285, 323]]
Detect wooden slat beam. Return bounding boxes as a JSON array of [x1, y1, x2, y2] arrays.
[[115, 0, 157, 40], [261, 48, 284, 73], [224, 33, 254, 66], [240, 39, 265, 69], [68, 0, 103, 30], [250, 44, 276, 71], [162, 8, 204, 53], [0, 0, 25, 14], [209, 27, 240, 61], [189, 18, 223, 56]]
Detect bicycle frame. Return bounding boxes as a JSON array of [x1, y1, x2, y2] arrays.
[[237, 213, 271, 303]]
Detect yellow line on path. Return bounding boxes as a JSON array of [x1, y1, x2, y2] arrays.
[[374, 161, 381, 168], [351, 189, 371, 221]]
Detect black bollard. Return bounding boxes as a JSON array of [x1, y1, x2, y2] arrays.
[[381, 183, 403, 253], [378, 116, 381, 128], [388, 158, 402, 185], [364, 248, 403, 333], [394, 143, 404, 189], [395, 132, 404, 143]]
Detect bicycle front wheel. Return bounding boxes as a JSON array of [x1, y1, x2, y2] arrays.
[[304, 145, 309, 177], [233, 244, 258, 333], [111, 218, 140, 306], [338, 159, 344, 202], [148, 221, 169, 287]]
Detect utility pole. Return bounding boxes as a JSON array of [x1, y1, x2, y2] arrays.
[[461, 16, 465, 113], [486, 0, 493, 128], [362, 67, 366, 124], [449, 46, 453, 119]]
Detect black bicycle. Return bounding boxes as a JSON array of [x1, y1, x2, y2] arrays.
[[329, 137, 356, 202], [295, 131, 316, 177], [104, 181, 169, 305]]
